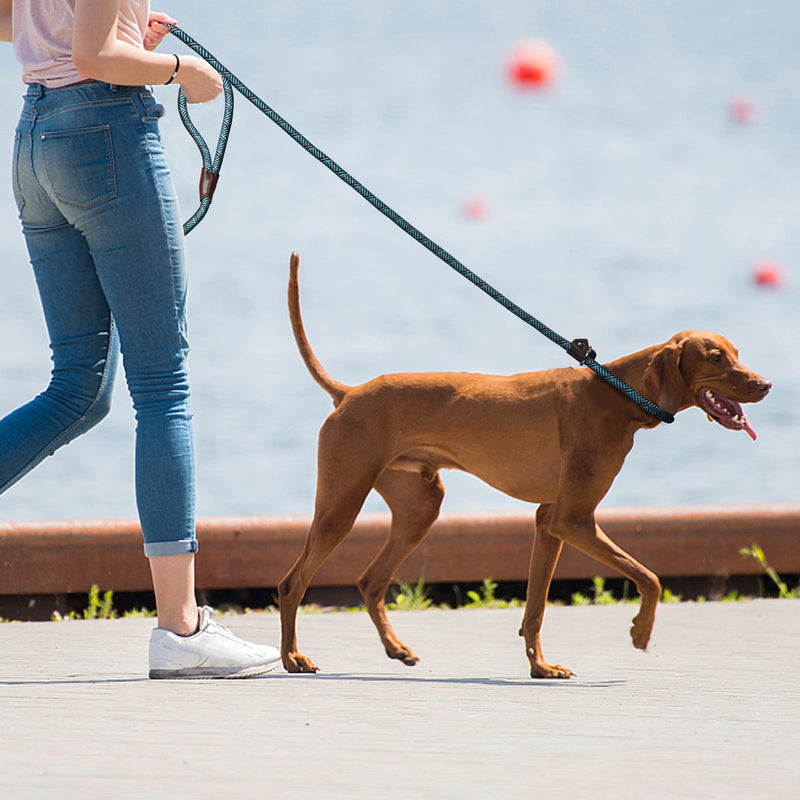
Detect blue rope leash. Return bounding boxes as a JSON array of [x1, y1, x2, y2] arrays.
[[167, 24, 674, 424]]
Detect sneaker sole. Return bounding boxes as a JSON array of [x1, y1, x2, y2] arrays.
[[149, 660, 281, 680]]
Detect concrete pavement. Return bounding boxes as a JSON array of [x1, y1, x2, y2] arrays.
[[1, 599, 798, 799]]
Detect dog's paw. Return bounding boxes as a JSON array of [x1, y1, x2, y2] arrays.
[[629, 613, 653, 651], [526, 647, 576, 678], [385, 645, 420, 667], [283, 652, 320, 673], [529, 661, 576, 679]]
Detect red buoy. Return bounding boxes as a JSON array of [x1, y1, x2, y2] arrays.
[[461, 196, 490, 221], [507, 40, 561, 90], [729, 97, 756, 123], [752, 259, 786, 288]]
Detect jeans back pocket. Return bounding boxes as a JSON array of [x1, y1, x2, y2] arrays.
[[41, 125, 117, 210]]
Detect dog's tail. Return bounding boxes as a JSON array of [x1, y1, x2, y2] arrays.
[[288, 252, 350, 406]]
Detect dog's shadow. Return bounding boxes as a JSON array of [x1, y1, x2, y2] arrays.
[[0, 674, 627, 688], [275, 672, 628, 689]]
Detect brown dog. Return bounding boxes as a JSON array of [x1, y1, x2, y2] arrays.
[[278, 253, 771, 678]]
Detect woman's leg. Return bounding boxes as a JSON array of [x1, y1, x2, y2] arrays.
[[3, 208, 196, 635], [19, 83, 198, 629], [0, 97, 118, 494]]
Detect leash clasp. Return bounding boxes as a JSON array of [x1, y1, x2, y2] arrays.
[[567, 338, 596, 365]]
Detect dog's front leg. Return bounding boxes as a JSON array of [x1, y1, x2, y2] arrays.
[[520, 505, 576, 679], [564, 519, 661, 651]]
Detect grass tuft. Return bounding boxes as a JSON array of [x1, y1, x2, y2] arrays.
[[740, 543, 799, 599], [388, 576, 436, 611]]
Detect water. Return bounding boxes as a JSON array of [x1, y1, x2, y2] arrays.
[[0, 0, 798, 522]]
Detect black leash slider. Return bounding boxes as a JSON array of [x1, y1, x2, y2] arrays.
[[567, 338, 596, 365]]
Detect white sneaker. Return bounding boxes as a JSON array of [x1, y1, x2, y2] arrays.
[[149, 606, 281, 679]]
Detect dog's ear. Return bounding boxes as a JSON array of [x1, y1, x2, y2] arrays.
[[644, 340, 686, 412]]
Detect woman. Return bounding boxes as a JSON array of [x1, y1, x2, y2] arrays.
[[0, 1, 280, 678]]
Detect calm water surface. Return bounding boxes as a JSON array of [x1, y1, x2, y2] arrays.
[[0, 1, 798, 522]]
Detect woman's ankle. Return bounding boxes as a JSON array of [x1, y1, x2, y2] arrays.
[[148, 553, 198, 634]]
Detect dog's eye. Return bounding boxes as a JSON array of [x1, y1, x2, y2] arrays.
[[710, 351, 723, 363]]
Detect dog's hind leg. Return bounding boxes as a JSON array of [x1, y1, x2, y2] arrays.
[[278, 502, 366, 672], [359, 467, 445, 666], [278, 431, 380, 673]]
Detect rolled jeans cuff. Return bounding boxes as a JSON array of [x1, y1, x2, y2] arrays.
[[144, 538, 198, 558]]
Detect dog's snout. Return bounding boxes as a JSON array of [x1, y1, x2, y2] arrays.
[[750, 375, 772, 400], [753, 376, 771, 395]]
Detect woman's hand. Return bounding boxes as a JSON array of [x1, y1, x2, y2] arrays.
[[176, 56, 224, 104], [144, 10, 222, 104], [144, 11, 176, 51]]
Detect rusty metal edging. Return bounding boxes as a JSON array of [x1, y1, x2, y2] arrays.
[[0, 505, 798, 596]]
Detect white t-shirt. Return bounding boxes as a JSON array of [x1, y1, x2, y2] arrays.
[[13, 0, 150, 87]]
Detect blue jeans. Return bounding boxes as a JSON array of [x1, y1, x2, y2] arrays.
[[1, 81, 196, 557]]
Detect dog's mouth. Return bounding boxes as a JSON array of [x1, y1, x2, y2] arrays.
[[696, 387, 757, 440]]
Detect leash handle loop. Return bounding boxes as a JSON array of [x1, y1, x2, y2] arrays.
[[166, 24, 675, 425], [176, 77, 235, 234]]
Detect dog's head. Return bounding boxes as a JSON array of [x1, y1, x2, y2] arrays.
[[644, 331, 771, 439]]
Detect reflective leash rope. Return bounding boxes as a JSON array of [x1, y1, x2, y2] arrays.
[[167, 24, 674, 424]]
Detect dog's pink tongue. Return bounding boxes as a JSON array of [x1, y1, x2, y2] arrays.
[[742, 414, 757, 441]]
